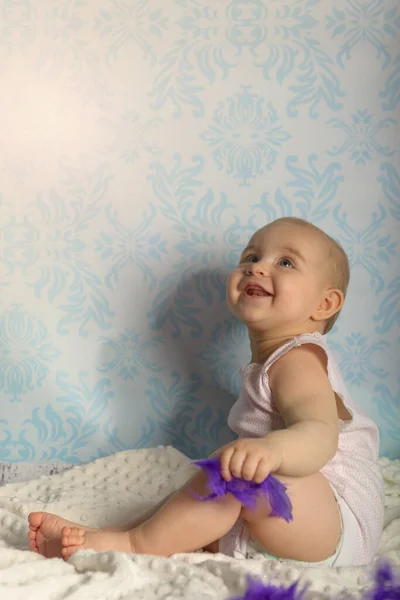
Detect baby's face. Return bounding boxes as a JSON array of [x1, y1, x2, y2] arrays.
[[227, 221, 330, 335]]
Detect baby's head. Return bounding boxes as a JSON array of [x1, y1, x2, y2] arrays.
[[227, 217, 350, 336]]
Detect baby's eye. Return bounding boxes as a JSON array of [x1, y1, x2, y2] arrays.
[[243, 255, 258, 263], [279, 258, 293, 268]]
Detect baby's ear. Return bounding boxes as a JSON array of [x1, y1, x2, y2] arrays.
[[311, 288, 344, 323]]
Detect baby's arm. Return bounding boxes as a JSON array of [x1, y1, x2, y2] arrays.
[[267, 343, 339, 477]]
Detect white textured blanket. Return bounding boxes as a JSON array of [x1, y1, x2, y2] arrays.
[[0, 447, 399, 599]]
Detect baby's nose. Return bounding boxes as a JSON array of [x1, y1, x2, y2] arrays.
[[246, 261, 267, 276]]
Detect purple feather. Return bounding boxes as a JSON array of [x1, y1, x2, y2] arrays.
[[369, 562, 400, 600], [230, 577, 307, 600], [193, 456, 293, 522], [230, 562, 399, 600]]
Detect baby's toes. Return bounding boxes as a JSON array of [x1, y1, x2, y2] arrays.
[[27, 530, 37, 550], [61, 526, 83, 538], [62, 545, 82, 560], [61, 526, 84, 548]]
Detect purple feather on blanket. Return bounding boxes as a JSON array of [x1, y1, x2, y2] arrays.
[[369, 563, 400, 600], [230, 578, 307, 600], [193, 457, 293, 522], [230, 563, 399, 600]]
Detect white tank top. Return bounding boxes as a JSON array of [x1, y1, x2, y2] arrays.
[[227, 332, 385, 564]]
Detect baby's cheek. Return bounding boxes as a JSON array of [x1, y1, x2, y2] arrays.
[[226, 274, 240, 303]]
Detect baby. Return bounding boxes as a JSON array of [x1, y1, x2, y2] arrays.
[[28, 217, 384, 566]]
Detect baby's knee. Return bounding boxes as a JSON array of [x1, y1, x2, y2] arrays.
[[240, 498, 272, 524], [240, 472, 292, 523], [185, 471, 210, 495]]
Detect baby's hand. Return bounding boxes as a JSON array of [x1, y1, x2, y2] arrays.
[[216, 438, 282, 483]]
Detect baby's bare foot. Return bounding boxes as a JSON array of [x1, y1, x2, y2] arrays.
[[61, 526, 135, 560], [28, 512, 134, 559], [28, 512, 92, 558]]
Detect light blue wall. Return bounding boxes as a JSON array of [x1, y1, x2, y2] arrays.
[[1, 0, 399, 462]]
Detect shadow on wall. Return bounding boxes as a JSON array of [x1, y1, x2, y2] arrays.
[[144, 266, 245, 457]]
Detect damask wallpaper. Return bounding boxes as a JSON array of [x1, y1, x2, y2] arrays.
[[1, 0, 399, 462]]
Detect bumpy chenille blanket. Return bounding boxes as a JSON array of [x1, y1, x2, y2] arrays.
[[0, 446, 399, 599]]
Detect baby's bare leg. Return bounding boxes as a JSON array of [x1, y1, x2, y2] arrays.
[[62, 472, 241, 558], [112, 492, 174, 531], [243, 471, 341, 562], [28, 492, 175, 557]]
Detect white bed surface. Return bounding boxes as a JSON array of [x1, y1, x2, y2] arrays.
[[0, 446, 399, 600]]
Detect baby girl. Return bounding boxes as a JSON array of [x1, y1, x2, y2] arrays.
[[28, 217, 384, 566]]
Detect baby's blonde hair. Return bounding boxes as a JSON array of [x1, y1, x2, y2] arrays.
[[272, 217, 350, 333]]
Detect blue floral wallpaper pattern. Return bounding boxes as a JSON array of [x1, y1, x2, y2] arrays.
[[0, 0, 399, 462]]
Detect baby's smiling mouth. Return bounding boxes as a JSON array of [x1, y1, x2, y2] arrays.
[[243, 282, 272, 297]]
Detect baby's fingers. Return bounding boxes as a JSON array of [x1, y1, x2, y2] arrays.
[[240, 454, 262, 481], [220, 447, 236, 481], [228, 450, 250, 480], [253, 458, 272, 483]]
